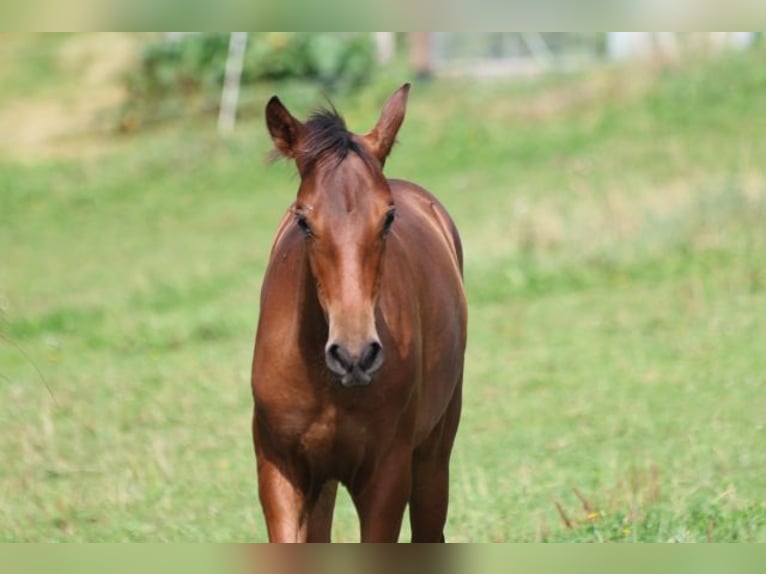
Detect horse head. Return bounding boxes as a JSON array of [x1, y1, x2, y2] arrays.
[[265, 84, 410, 387]]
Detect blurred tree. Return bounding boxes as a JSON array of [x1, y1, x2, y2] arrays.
[[120, 33, 376, 129]]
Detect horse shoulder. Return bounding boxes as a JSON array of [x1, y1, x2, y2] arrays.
[[385, 179, 467, 442], [252, 219, 321, 415], [387, 179, 463, 273]]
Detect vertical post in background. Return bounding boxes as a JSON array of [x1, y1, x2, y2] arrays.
[[218, 32, 248, 137], [375, 32, 396, 64]]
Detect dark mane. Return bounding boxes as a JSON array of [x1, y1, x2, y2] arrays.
[[298, 108, 365, 173]]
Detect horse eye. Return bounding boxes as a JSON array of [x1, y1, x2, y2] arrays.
[[382, 210, 396, 235], [295, 215, 312, 237]]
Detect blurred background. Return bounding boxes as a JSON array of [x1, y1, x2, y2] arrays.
[[1, 32, 765, 542]]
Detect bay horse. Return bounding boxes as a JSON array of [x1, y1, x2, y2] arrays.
[[251, 84, 467, 542]]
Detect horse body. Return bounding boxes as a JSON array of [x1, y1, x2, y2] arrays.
[[251, 85, 467, 542]]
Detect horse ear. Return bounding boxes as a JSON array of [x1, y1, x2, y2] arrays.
[[364, 83, 410, 165], [265, 96, 304, 158]]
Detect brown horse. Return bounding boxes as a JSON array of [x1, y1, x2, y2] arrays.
[[251, 84, 467, 542]]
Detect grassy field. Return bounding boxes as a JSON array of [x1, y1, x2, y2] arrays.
[[2, 35, 766, 541]]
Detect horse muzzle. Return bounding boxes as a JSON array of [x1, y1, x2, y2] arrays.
[[325, 340, 383, 387]]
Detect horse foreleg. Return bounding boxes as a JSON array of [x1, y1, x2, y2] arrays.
[[254, 424, 311, 544], [409, 381, 462, 543], [307, 480, 338, 542], [352, 450, 412, 542], [409, 455, 449, 543]]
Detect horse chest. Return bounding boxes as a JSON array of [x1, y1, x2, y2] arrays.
[[298, 409, 339, 453], [295, 405, 372, 476]]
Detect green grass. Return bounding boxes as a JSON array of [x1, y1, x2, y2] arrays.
[[0, 34, 75, 105], [2, 37, 766, 541]]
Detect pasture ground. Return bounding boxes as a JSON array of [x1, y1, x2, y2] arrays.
[[1, 35, 766, 541]]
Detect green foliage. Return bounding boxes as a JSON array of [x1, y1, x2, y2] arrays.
[[130, 34, 230, 99], [121, 33, 375, 126]]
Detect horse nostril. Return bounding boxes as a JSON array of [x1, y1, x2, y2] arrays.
[[326, 340, 383, 384], [326, 343, 352, 375], [359, 341, 383, 374]]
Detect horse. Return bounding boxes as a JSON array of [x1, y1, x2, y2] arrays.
[[251, 84, 467, 542]]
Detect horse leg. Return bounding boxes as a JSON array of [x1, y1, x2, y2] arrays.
[[255, 452, 311, 542], [307, 480, 338, 542], [253, 412, 311, 543], [352, 449, 412, 542], [409, 380, 462, 543], [410, 454, 449, 543]]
